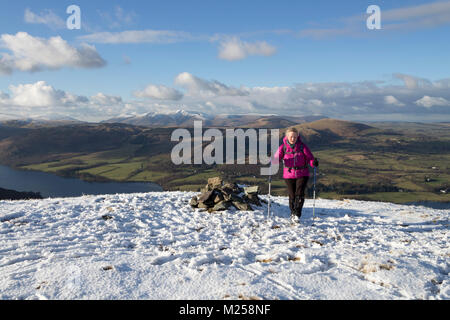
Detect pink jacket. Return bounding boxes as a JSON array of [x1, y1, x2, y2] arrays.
[[274, 136, 316, 179]]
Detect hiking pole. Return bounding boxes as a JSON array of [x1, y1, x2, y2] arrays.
[[312, 166, 317, 223], [267, 160, 272, 220]]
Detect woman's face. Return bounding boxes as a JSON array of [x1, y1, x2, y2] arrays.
[[287, 131, 298, 144]]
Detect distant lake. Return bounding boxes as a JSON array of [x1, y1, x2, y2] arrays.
[[0, 165, 162, 198]]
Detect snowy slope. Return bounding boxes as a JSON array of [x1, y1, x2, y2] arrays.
[[0, 192, 448, 300]]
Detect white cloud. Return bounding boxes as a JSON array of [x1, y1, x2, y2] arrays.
[[8, 81, 87, 107], [143, 73, 450, 119], [134, 85, 183, 100], [4, 81, 122, 111], [174, 72, 249, 97], [8, 81, 56, 107], [170, 73, 450, 118], [0, 81, 129, 122], [79, 27, 276, 62], [24, 8, 66, 29], [300, 0, 450, 39], [78, 30, 195, 44], [2, 73, 450, 122], [433, 78, 450, 89], [393, 73, 432, 89], [79, 30, 277, 62], [415, 96, 450, 108], [0, 32, 106, 74], [205, 101, 216, 108], [308, 99, 324, 107], [382, 1, 450, 30], [384, 95, 405, 106], [218, 37, 277, 61], [91, 93, 123, 105]]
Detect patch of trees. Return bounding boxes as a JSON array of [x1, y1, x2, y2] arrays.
[[0, 187, 42, 200], [311, 182, 402, 196]]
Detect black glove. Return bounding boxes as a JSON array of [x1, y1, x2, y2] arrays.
[[313, 158, 319, 167]]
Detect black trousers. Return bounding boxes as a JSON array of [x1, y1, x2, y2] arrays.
[[285, 176, 309, 217]]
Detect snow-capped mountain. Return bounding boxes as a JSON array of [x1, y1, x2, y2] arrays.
[[102, 109, 210, 127], [102, 109, 327, 128], [0, 114, 83, 127], [0, 192, 448, 300], [32, 115, 83, 122]]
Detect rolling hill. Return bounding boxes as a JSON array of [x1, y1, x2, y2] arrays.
[[102, 110, 327, 128], [0, 118, 376, 167], [0, 123, 148, 166], [297, 118, 375, 137]]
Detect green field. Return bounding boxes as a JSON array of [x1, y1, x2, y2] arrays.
[[20, 145, 449, 204]]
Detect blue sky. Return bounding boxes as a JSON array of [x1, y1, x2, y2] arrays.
[[0, 0, 449, 122]]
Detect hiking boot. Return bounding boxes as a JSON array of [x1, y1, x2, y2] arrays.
[[290, 212, 300, 223]]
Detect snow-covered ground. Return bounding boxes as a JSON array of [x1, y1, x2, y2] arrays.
[[0, 191, 448, 300]]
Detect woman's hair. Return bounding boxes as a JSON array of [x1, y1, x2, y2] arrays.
[[285, 127, 298, 135]]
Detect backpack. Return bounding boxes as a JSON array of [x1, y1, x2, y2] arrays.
[[282, 142, 307, 171]]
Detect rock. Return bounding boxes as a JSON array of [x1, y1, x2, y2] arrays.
[[212, 201, 230, 211], [245, 193, 261, 206], [222, 182, 241, 193], [213, 193, 224, 203], [244, 186, 259, 195], [189, 196, 198, 207], [222, 192, 243, 203], [220, 186, 235, 200], [232, 201, 253, 211], [193, 179, 261, 212], [208, 176, 222, 189], [231, 193, 244, 201], [197, 202, 209, 209], [198, 190, 215, 204]]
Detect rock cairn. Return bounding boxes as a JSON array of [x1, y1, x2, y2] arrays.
[[189, 177, 264, 212]]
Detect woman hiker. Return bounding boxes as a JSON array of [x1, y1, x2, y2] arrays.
[[274, 127, 319, 223]]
